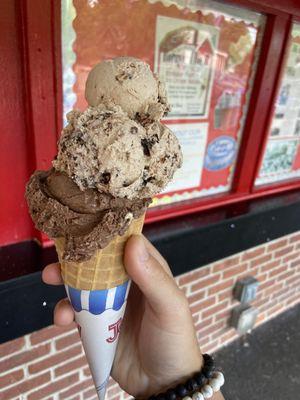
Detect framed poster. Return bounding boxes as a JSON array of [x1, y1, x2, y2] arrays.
[[155, 16, 219, 119], [256, 22, 300, 186]]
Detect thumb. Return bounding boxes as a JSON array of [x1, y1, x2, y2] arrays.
[[124, 235, 186, 317]]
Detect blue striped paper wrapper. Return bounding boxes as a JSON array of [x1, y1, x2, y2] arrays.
[[65, 280, 131, 400]]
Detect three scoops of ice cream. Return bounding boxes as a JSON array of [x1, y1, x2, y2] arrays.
[[26, 57, 182, 261]]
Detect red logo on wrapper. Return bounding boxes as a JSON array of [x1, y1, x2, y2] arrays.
[[106, 318, 122, 343]]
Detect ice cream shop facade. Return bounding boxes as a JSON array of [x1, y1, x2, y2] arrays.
[[1, 0, 300, 398]]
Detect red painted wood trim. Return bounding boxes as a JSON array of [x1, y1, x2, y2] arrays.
[[146, 180, 300, 223], [23, 0, 58, 172], [232, 14, 291, 194], [226, 0, 300, 17]]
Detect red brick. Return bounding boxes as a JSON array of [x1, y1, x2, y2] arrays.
[[29, 344, 82, 374], [283, 252, 299, 264], [55, 331, 80, 351], [260, 299, 279, 314], [214, 309, 231, 322], [188, 290, 206, 306], [250, 254, 272, 268], [289, 233, 300, 244], [242, 247, 265, 261], [259, 278, 277, 291], [274, 245, 294, 259], [28, 372, 79, 400], [0, 343, 50, 372], [83, 387, 97, 399], [55, 355, 87, 377], [195, 317, 213, 332], [30, 324, 76, 346], [211, 327, 228, 341], [255, 313, 266, 326], [0, 372, 50, 399], [286, 275, 300, 286], [202, 301, 229, 320], [190, 275, 220, 293], [218, 288, 232, 302], [84, 367, 91, 377], [212, 256, 240, 273], [202, 339, 219, 354], [276, 270, 295, 282], [59, 378, 93, 399], [252, 297, 269, 309], [260, 259, 281, 273], [256, 273, 268, 283], [198, 335, 211, 348], [268, 238, 288, 251], [190, 297, 216, 315], [178, 268, 210, 286], [285, 293, 300, 306], [264, 282, 284, 298], [291, 258, 300, 268], [223, 263, 248, 279], [267, 303, 284, 316], [0, 368, 24, 389], [107, 385, 122, 398], [208, 279, 234, 295], [197, 321, 224, 338], [0, 337, 25, 358], [269, 265, 286, 278], [219, 329, 237, 344]]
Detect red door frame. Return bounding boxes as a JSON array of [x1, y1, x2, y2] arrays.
[[16, 0, 300, 235]]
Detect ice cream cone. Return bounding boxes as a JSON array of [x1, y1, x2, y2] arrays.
[[55, 214, 144, 291], [54, 215, 144, 400]]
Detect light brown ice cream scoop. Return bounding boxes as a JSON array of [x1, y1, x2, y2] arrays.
[[85, 57, 169, 120], [53, 104, 182, 200]]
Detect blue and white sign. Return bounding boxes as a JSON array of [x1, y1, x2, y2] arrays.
[[204, 136, 237, 171], [65, 280, 131, 400]]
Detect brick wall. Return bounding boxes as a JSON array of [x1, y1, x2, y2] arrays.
[[0, 232, 299, 400]]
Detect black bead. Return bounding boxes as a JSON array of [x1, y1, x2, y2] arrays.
[[203, 354, 214, 364], [202, 365, 215, 379], [166, 389, 177, 400], [156, 394, 166, 400], [186, 378, 198, 392], [148, 397, 156, 400], [194, 372, 206, 387], [175, 384, 188, 397]]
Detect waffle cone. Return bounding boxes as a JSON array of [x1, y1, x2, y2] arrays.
[[55, 215, 144, 290]]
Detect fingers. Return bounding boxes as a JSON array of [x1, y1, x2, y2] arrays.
[[54, 298, 74, 326], [142, 235, 173, 277], [124, 235, 185, 317], [42, 263, 63, 285]]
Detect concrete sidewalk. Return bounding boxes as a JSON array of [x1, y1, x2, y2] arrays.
[[215, 304, 300, 400]]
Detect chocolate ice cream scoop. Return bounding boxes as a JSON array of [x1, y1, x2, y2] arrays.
[[26, 170, 150, 260]]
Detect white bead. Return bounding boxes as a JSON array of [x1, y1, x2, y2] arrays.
[[208, 378, 220, 392], [201, 385, 213, 398], [183, 397, 192, 400], [192, 392, 204, 400], [212, 371, 225, 387]]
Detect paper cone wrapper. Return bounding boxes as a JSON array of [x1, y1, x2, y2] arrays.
[[55, 215, 144, 400]]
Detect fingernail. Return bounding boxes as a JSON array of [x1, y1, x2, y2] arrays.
[[137, 238, 150, 263]]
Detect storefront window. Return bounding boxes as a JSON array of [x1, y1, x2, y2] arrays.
[[61, 0, 264, 207], [255, 22, 300, 186]]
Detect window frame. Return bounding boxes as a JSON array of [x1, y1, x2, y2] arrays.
[[22, 0, 300, 230]]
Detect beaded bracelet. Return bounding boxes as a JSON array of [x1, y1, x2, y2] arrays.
[[147, 354, 224, 400]]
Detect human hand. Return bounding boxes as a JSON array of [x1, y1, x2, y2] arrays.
[[43, 236, 223, 399]]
